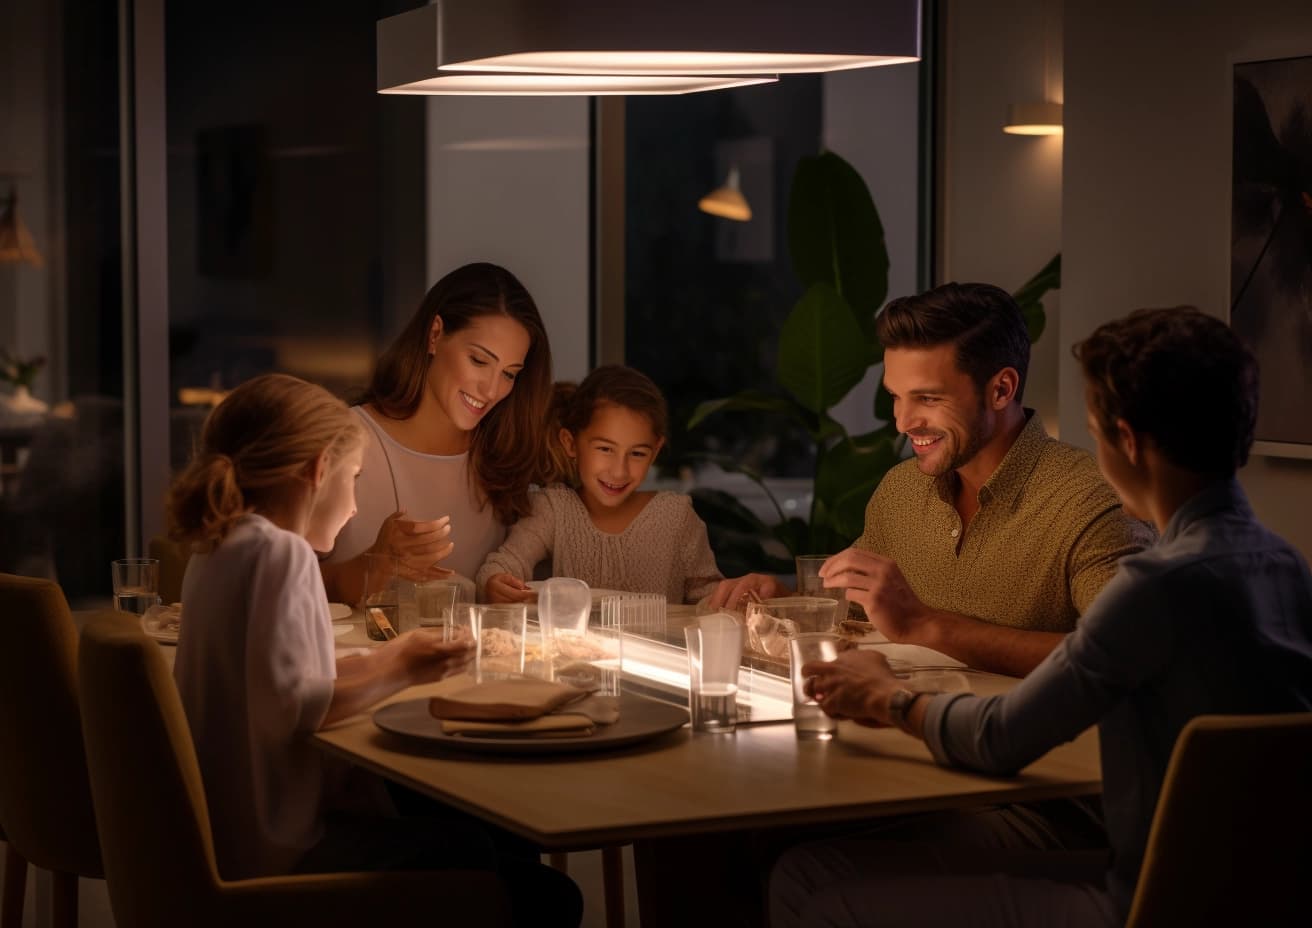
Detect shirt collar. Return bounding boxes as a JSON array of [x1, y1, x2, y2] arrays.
[[1159, 477, 1250, 544], [936, 408, 1049, 509]]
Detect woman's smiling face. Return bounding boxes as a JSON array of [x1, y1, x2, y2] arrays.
[[424, 314, 530, 434]]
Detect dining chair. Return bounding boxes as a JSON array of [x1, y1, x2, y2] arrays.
[[1125, 712, 1312, 927], [76, 609, 512, 928], [0, 573, 104, 928], [1, 824, 28, 928]]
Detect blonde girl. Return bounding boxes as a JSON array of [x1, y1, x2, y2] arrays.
[[477, 364, 723, 604], [168, 374, 477, 878]]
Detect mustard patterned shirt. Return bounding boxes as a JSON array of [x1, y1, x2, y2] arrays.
[[856, 411, 1155, 632]]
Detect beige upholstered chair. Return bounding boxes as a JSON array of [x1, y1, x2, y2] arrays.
[[77, 609, 511, 928], [0, 574, 103, 928], [1126, 712, 1312, 927], [2, 824, 29, 928]]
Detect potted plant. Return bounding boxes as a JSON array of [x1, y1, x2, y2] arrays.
[[688, 150, 1058, 574], [0, 347, 49, 415]]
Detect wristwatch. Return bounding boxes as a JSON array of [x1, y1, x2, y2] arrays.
[[887, 688, 925, 732]]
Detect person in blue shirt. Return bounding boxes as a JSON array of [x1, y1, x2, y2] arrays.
[[772, 305, 1312, 928]]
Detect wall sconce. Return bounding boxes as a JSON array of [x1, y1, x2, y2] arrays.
[[0, 185, 44, 268], [1003, 102, 1063, 136], [699, 166, 752, 222]]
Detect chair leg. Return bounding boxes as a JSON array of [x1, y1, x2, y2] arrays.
[[602, 845, 625, 928], [51, 871, 77, 928], [2, 844, 27, 928], [548, 852, 569, 873]]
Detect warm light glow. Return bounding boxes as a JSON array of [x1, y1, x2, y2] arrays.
[[1003, 102, 1063, 137], [1002, 123, 1064, 136], [699, 165, 752, 222], [381, 73, 777, 96], [444, 51, 920, 76]]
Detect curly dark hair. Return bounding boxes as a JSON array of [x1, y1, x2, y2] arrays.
[[1073, 306, 1258, 477], [875, 282, 1031, 401]]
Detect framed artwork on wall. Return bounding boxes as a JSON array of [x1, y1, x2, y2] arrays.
[[1229, 51, 1312, 459]]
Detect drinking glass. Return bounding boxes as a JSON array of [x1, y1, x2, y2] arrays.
[[112, 558, 160, 615], [789, 632, 841, 741], [538, 577, 591, 680], [415, 579, 461, 631], [472, 603, 527, 681], [795, 555, 850, 622], [761, 596, 841, 633], [685, 614, 744, 733]]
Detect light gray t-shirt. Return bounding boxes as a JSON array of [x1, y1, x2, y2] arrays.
[[174, 514, 338, 878], [327, 406, 506, 582]]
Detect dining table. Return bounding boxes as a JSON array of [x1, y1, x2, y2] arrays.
[[309, 602, 1103, 927]]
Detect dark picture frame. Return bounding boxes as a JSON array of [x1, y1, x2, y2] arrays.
[[1229, 52, 1312, 459]]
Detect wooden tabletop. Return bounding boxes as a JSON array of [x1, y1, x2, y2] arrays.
[[313, 684, 1101, 852]]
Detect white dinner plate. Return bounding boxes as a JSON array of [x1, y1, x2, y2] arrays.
[[328, 602, 353, 621], [333, 623, 353, 638]]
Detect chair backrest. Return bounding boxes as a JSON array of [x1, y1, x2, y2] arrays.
[[1126, 712, 1312, 927], [0, 573, 102, 877], [77, 609, 225, 925]]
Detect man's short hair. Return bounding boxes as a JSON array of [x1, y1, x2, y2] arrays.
[[1073, 306, 1258, 477], [875, 282, 1031, 401]]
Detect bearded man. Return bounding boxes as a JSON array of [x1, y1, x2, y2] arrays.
[[712, 282, 1154, 677]]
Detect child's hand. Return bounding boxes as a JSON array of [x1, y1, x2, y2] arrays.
[[393, 629, 474, 685], [485, 573, 535, 604], [372, 510, 455, 581]]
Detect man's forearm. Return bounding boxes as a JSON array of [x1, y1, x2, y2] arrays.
[[916, 610, 1065, 677]]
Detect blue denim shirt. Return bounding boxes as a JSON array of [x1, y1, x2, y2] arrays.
[[922, 479, 1312, 916]]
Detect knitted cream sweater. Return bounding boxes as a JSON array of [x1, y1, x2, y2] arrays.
[[475, 486, 723, 604]]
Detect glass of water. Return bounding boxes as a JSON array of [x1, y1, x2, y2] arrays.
[[112, 558, 160, 615], [788, 632, 841, 741]]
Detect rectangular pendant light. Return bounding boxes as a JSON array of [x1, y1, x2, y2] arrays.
[[378, 0, 919, 94]]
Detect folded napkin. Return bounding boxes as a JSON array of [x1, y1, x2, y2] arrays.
[[429, 676, 592, 722], [432, 681, 621, 739], [441, 714, 596, 738]]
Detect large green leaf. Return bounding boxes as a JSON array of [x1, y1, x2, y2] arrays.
[[814, 435, 901, 543], [787, 151, 889, 338], [776, 283, 874, 414], [688, 487, 772, 536], [1013, 253, 1061, 344]]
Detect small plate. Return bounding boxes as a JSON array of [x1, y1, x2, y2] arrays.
[[328, 602, 353, 621], [333, 623, 353, 638]]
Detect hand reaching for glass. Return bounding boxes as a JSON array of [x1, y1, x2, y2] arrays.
[[371, 509, 455, 581]]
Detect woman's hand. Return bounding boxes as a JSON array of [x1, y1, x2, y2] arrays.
[[371, 510, 455, 582], [485, 573, 535, 604], [802, 648, 900, 726]]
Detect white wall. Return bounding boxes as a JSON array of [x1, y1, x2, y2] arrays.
[[940, 0, 1065, 434], [1062, 0, 1312, 559], [426, 98, 591, 383], [823, 62, 922, 435]]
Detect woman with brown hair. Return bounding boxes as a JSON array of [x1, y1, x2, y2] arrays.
[[321, 262, 553, 605]]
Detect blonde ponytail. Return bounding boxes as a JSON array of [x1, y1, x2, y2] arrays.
[[168, 374, 363, 549]]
